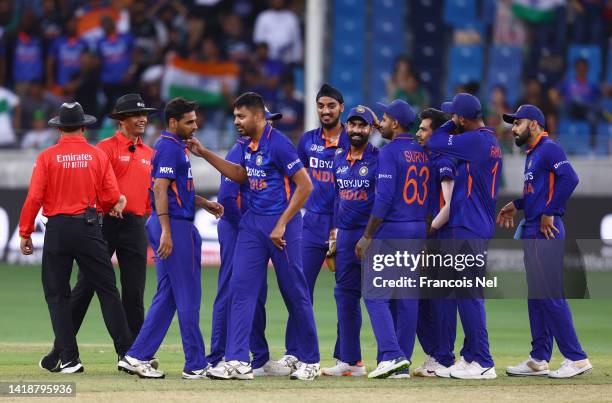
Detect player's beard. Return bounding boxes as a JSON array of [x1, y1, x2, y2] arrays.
[[349, 132, 369, 148], [514, 126, 530, 147], [321, 115, 340, 130]]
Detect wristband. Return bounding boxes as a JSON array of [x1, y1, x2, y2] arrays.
[[157, 213, 169, 217]]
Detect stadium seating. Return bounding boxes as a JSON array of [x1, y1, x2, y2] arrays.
[[446, 45, 484, 98], [558, 119, 591, 155], [594, 122, 612, 156], [567, 45, 602, 82], [368, 0, 407, 104], [486, 45, 523, 106], [443, 0, 477, 29], [331, 0, 366, 106]]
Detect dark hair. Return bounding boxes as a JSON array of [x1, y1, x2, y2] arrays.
[[574, 57, 588, 67], [316, 83, 344, 104], [164, 97, 198, 125], [419, 108, 447, 131], [234, 92, 265, 112]]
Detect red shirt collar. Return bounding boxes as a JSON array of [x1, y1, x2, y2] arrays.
[[59, 135, 87, 143], [115, 131, 141, 146]]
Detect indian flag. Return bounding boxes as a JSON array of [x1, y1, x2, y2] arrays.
[[511, 0, 564, 23], [161, 56, 240, 108]]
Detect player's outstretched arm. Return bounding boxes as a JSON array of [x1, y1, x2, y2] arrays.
[[270, 168, 313, 249], [187, 137, 248, 184]]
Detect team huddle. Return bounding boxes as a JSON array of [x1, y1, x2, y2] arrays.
[[21, 84, 593, 382]]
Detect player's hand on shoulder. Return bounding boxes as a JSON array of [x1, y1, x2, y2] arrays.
[[496, 202, 516, 229]]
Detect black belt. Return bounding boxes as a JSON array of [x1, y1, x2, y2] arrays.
[[55, 214, 86, 219]]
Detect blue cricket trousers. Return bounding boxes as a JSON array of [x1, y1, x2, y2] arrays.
[[365, 221, 425, 362], [285, 211, 333, 357], [436, 226, 494, 368], [225, 211, 320, 364], [333, 227, 365, 364], [522, 217, 587, 362], [208, 218, 270, 368], [417, 226, 457, 367], [128, 215, 207, 372]]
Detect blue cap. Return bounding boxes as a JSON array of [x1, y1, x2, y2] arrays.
[[441, 102, 453, 114], [264, 106, 282, 121], [503, 104, 545, 127], [346, 105, 375, 125], [376, 99, 416, 129], [446, 93, 482, 119]]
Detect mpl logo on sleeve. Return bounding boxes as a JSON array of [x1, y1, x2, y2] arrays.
[[159, 166, 174, 174]]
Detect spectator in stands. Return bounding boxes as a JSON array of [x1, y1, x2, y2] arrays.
[[129, 0, 167, 67], [194, 109, 220, 151], [46, 18, 88, 90], [516, 78, 558, 134], [386, 56, 414, 103], [20, 80, 60, 131], [486, 85, 514, 151], [39, 0, 63, 41], [551, 58, 602, 129], [0, 85, 20, 147], [21, 109, 58, 149], [274, 72, 304, 142], [252, 42, 284, 106], [194, 36, 225, 62], [571, 0, 605, 46], [253, 0, 302, 64], [222, 12, 251, 63], [392, 72, 430, 113], [493, 0, 527, 46], [12, 10, 44, 97], [96, 15, 136, 117]]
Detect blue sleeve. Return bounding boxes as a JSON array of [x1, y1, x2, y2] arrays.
[[297, 133, 309, 167], [154, 144, 180, 180], [332, 154, 341, 228], [274, 135, 304, 177], [371, 147, 396, 220], [427, 123, 480, 162], [513, 198, 525, 210], [437, 156, 456, 181], [543, 143, 579, 216], [49, 39, 59, 59], [218, 143, 243, 218]]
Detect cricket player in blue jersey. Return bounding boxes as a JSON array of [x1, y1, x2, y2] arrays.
[[413, 108, 457, 377], [320, 106, 378, 376], [426, 93, 501, 379], [497, 104, 592, 378], [118, 98, 224, 379], [278, 84, 350, 373], [188, 92, 320, 381], [355, 99, 429, 379]]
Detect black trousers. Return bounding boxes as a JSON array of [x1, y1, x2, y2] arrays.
[[43, 216, 133, 362], [59, 214, 147, 343]]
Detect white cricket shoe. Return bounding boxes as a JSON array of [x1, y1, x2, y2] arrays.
[[207, 360, 254, 380], [413, 356, 448, 377], [118, 355, 164, 379], [253, 360, 293, 377], [321, 360, 367, 377], [388, 368, 410, 379], [435, 357, 466, 378], [548, 358, 592, 379], [506, 356, 550, 376], [367, 357, 410, 379], [268, 355, 299, 376], [450, 360, 497, 379], [290, 362, 320, 381]]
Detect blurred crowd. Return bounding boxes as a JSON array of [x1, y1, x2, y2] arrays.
[[386, 0, 612, 154], [0, 0, 306, 150]]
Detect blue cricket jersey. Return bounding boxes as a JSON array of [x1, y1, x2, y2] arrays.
[[427, 121, 503, 239], [427, 151, 457, 220], [218, 136, 250, 224], [513, 133, 579, 224], [298, 127, 350, 215], [49, 36, 88, 85], [371, 133, 430, 223], [242, 125, 304, 215], [333, 143, 379, 229], [97, 33, 134, 84], [13, 33, 43, 82], [150, 131, 195, 220]]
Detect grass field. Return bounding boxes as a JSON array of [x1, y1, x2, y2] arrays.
[[1, 264, 611, 402]]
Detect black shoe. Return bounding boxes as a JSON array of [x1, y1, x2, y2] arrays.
[[39, 348, 60, 372], [51, 359, 84, 374]]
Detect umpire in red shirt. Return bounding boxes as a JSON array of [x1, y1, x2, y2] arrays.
[[19, 102, 133, 373], [70, 94, 156, 338]]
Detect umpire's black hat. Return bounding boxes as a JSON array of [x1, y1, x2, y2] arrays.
[[109, 93, 157, 119], [48, 102, 97, 127]]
